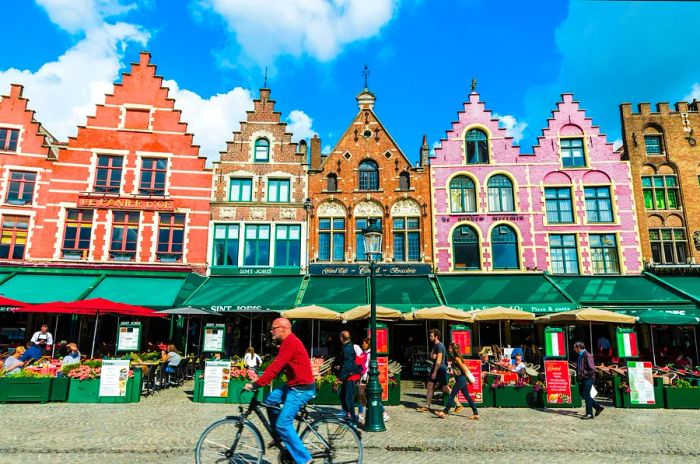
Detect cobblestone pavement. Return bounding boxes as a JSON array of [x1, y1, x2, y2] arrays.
[[1, 381, 699, 464]]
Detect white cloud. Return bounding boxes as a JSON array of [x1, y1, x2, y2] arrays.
[[35, 0, 137, 34], [201, 0, 399, 64], [322, 145, 332, 155], [494, 113, 527, 144], [684, 83, 700, 102], [430, 140, 440, 156], [612, 138, 623, 151], [164, 80, 253, 162], [286, 110, 316, 142]]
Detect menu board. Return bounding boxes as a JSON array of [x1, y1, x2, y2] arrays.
[[450, 325, 472, 356], [203, 323, 225, 353], [628, 361, 655, 405], [99, 359, 130, 397], [457, 359, 483, 403], [377, 356, 389, 401], [544, 360, 572, 404], [203, 360, 231, 398], [116, 322, 141, 352], [367, 323, 389, 355]]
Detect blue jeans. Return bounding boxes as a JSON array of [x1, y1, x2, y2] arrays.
[[579, 378, 600, 416], [264, 385, 316, 464], [443, 375, 478, 415]]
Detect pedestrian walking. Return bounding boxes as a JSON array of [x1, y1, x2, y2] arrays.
[[418, 329, 461, 413], [435, 343, 479, 420], [574, 341, 604, 419], [336, 331, 361, 422]]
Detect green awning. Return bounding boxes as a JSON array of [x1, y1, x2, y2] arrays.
[[437, 274, 576, 313], [633, 309, 698, 325], [85, 276, 188, 308], [185, 276, 303, 312], [549, 275, 696, 311], [376, 276, 440, 312], [0, 273, 101, 303], [301, 276, 367, 311], [647, 275, 700, 302]]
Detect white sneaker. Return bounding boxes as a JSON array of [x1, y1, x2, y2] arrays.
[[357, 413, 365, 424], [383, 412, 390, 422]]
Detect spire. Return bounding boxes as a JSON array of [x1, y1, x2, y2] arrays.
[[420, 134, 430, 167], [357, 64, 376, 110], [263, 67, 268, 89], [362, 64, 370, 89]]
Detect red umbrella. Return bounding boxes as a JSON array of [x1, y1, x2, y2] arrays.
[[0, 295, 26, 310]]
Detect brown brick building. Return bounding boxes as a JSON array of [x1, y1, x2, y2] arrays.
[[620, 100, 700, 266], [307, 88, 432, 265], [210, 88, 308, 274]]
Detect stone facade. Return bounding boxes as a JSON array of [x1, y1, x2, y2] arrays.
[[210, 88, 308, 274], [27, 52, 211, 272], [431, 91, 642, 275], [620, 100, 700, 266], [307, 88, 432, 265]]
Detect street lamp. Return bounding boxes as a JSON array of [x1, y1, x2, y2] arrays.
[[362, 218, 386, 432]]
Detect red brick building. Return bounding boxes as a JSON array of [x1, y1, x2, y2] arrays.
[[307, 88, 432, 265], [0, 52, 212, 272]]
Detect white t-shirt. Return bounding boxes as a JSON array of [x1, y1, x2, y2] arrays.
[[514, 361, 526, 373], [244, 353, 262, 368], [30, 331, 53, 346]]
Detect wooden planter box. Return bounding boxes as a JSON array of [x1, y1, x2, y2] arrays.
[[50, 377, 70, 402], [67, 370, 142, 403], [0, 377, 52, 403], [612, 375, 662, 409], [310, 382, 341, 405], [192, 371, 266, 404], [493, 385, 541, 408], [663, 387, 700, 409]]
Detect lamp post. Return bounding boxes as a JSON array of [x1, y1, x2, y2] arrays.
[[362, 218, 386, 432]]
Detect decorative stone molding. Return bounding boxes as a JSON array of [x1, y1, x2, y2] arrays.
[[318, 200, 346, 217], [219, 207, 236, 219], [280, 208, 296, 220], [354, 200, 383, 217], [250, 208, 265, 220], [391, 198, 421, 216]]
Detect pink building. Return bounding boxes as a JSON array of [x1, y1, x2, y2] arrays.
[[431, 91, 642, 275]]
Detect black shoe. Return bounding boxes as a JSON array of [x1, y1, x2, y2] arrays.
[[581, 414, 594, 420], [595, 406, 604, 417]]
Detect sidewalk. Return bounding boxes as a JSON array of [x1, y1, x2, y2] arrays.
[[0, 380, 698, 463]]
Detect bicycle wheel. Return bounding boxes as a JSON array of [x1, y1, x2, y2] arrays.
[[300, 418, 363, 464], [195, 417, 264, 464]]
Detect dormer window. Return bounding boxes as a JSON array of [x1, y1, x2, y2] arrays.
[[561, 137, 585, 167], [466, 129, 488, 164], [0, 128, 19, 152], [254, 138, 270, 162]]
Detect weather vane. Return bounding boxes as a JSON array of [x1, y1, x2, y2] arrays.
[[362, 65, 370, 89], [264, 67, 268, 88], [471, 77, 477, 92]]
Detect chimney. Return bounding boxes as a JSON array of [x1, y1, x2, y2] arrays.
[[420, 134, 430, 167], [310, 135, 322, 170]]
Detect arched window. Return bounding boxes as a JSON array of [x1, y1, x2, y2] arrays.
[[487, 175, 514, 212], [449, 176, 476, 213], [466, 129, 488, 164], [491, 225, 519, 270], [254, 138, 270, 162], [399, 172, 410, 190], [358, 160, 379, 191], [453, 225, 480, 270], [326, 173, 338, 192]]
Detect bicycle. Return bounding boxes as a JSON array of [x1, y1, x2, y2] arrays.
[[195, 386, 363, 464]]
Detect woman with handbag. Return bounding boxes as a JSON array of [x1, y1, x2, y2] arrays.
[[435, 343, 479, 420]]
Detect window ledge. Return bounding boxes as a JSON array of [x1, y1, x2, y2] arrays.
[[353, 189, 384, 193], [4, 201, 32, 207]]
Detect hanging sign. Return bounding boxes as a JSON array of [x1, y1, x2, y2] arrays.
[[457, 359, 483, 403], [450, 325, 472, 356], [116, 322, 141, 352], [616, 328, 639, 358], [99, 359, 130, 397], [544, 360, 572, 404], [203, 323, 226, 353], [377, 356, 389, 402], [628, 361, 655, 405], [544, 327, 566, 358], [367, 323, 389, 355], [203, 360, 231, 398]]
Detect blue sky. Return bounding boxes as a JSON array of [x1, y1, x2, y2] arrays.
[[2, 0, 700, 164]]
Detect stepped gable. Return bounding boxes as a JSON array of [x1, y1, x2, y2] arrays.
[[0, 84, 59, 158]]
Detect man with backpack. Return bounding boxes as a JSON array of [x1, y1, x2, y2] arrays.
[[336, 331, 362, 423]]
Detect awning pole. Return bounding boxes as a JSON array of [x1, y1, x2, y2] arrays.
[[310, 319, 314, 358], [52, 315, 59, 358], [589, 322, 593, 353], [90, 314, 99, 358], [198, 316, 204, 356], [478, 322, 481, 349], [499, 320, 503, 349], [249, 315, 253, 350], [693, 326, 699, 367], [650, 324, 656, 366], [184, 316, 190, 358]]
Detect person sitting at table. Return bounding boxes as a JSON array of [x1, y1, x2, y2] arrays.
[[673, 352, 692, 370], [19, 341, 43, 364], [161, 344, 182, 375], [480, 352, 492, 373], [3, 346, 26, 374], [509, 354, 527, 377], [62, 343, 81, 366]]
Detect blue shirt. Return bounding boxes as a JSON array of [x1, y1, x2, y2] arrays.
[[19, 345, 42, 362]]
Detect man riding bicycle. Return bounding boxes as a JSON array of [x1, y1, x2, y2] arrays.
[[245, 318, 316, 464]]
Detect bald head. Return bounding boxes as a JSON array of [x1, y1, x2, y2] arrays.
[[340, 330, 351, 343], [271, 318, 292, 341]]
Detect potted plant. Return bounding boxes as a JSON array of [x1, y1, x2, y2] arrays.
[[65, 360, 140, 403], [0, 369, 53, 403], [310, 373, 341, 405], [664, 378, 700, 409]]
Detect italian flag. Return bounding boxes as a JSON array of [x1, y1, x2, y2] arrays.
[[546, 331, 565, 357], [617, 331, 639, 357]]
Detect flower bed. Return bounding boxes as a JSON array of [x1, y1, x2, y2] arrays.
[[65, 361, 140, 404], [664, 379, 700, 409], [192, 369, 267, 404], [492, 380, 541, 408]]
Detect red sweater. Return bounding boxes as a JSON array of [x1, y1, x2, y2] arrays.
[[254, 333, 314, 387]]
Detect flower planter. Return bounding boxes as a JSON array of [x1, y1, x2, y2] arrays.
[[663, 387, 700, 409], [493, 385, 541, 408], [50, 377, 70, 402], [0, 377, 52, 403], [385, 376, 401, 406], [67, 370, 141, 403], [192, 371, 266, 404], [442, 375, 494, 409], [310, 382, 341, 405], [612, 375, 662, 409]]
